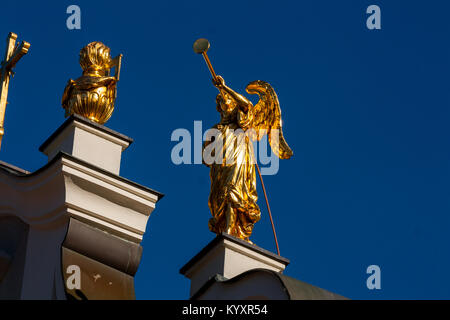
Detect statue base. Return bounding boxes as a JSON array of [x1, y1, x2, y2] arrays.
[[180, 233, 290, 298]]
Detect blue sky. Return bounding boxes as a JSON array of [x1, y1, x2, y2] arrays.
[[1, 0, 450, 299]]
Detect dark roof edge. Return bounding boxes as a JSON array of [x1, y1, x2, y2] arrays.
[[180, 233, 289, 275], [39, 114, 134, 152], [190, 269, 284, 300], [190, 268, 348, 300], [0, 160, 30, 176], [277, 273, 349, 300]]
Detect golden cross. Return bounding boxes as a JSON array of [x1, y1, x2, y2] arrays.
[[0, 32, 30, 150]]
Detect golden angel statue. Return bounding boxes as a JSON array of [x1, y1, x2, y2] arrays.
[[62, 42, 122, 124], [203, 75, 293, 243]]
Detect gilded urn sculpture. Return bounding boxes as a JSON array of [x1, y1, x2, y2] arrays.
[[62, 42, 122, 124]]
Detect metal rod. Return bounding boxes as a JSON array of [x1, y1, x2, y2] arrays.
[[255, 162, 281, 256], [202, 52, 218, 81]]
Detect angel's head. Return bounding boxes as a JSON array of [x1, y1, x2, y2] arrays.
[[216, 91, 236, 113]]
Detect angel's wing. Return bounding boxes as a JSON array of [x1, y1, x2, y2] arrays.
[[246, 80, 293, 159]]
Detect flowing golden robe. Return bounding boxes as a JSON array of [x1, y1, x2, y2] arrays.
[[204, 105, 260, 241]]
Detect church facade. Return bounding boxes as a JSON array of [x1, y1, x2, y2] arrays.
[[0, 37, 345, 300], [0, 115, 163, 299]]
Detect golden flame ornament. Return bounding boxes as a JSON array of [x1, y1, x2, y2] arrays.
[[62, 42, 122, 124]]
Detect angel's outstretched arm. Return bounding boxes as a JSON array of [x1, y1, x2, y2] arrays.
[[213, 76, 252, 112]]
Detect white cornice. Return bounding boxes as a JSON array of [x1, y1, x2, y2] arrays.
[[0, 154, 161, 243]]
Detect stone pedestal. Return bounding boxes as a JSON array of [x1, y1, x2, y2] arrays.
[[180, 233, 290, 298], [39, 114, 132, 175]]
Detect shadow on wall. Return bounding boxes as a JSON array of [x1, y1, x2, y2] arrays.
[[0, 215, 29, 299]]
